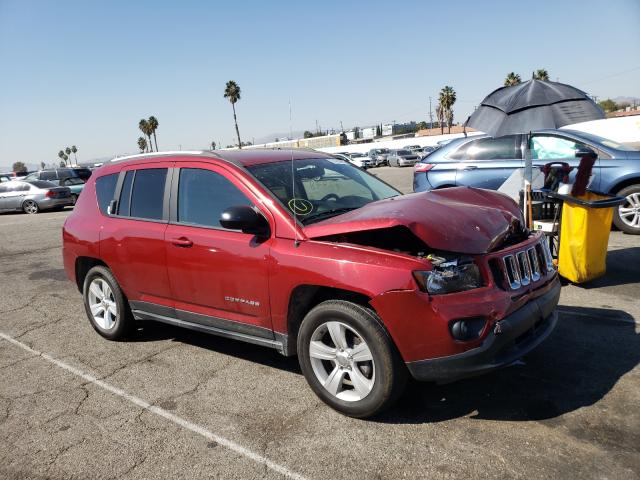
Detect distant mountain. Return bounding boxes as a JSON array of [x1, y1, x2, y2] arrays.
[[612, 96, 640, 106]]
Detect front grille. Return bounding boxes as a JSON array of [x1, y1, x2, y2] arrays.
[[494, 238, 555, 290]]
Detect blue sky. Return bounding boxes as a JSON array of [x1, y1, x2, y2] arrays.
[[1, 0, 639, 167]]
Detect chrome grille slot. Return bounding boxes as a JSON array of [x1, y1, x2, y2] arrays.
[[528, 247, 541, 281], [517, 251, 531, 286], [503, 254, 521, 290], [540, 239, 555, 272]]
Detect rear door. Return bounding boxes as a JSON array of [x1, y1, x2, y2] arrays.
[[99, 162, 174, 307], [164, 162, 273, 335], [453, 135, 523, 190]]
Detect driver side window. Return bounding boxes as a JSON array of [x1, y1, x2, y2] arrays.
[[177, 168, 252, 229]]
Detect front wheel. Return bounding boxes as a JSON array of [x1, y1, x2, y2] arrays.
[[297, 300, 407, 418], [613, 184, 640, 234]]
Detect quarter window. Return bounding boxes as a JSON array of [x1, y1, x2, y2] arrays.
[[95, 173, 118, 215], [177, 168, 252, 228]]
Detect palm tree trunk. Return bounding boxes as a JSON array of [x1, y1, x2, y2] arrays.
[[153, 132, 158, 152], [232, 103, 241, 149], [147, 135, 153, 152]]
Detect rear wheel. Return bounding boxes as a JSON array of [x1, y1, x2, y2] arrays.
[[613, 184, 640, 234], [297, 300, 407, 418], [83, 266, 134, 340], [22, 200, 39, 214], [71, 194, 78, 205]]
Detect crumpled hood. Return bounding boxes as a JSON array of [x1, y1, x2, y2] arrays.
[[303, 187, 523, 254]]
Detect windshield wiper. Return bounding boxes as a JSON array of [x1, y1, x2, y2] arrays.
[[301, 207, 359, 224]]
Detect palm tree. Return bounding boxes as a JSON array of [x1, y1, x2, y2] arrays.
[[71, 145, 78, 163], [436, 105, 444, 134], [148, 116, 159, 151], [534, 69, 550, 81], [504, 72, 522, 86], [223, 80, 242, 148], [210, 141, 217, 150], [65, 147, 72, 165], [63, 153, 69, 165], [438, 86, 457, 134], [139, 119, 152, 152], [137, 137, 147, 153], [58, 150, 65, 166]]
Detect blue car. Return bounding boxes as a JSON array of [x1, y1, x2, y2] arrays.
[[413, 129, 640, 234]]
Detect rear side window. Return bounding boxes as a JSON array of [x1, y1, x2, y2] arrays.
[[95, 173, 118, 214], [450, 136, 520, 160], [117, 171, 134, 216], [178, 168, 251, 228], [40, 171, 57, 181], [129, 168, 167, 220]]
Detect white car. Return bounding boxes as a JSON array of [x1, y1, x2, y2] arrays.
[[345, 152, 374, 169]]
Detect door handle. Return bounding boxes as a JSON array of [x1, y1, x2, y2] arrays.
[[170, 237, 193, 248], [462, 166, 478, 171]]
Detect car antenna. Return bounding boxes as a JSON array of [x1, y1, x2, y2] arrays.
[[289, 98, 300, 247]]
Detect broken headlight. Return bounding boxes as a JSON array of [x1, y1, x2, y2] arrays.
[[413, 262, 482, 295]]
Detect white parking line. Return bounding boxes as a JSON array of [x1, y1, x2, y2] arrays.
[[0, 331, 308, 480]]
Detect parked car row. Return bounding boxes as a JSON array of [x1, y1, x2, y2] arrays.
[[0, 167, 92, 214], [412, 129, 640, 234], [333, 146, 440, 169]]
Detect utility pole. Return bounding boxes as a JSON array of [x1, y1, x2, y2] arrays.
[[340, 121, 344, 132], [429, 96, 433, 130], [315, 119, 319, 135]]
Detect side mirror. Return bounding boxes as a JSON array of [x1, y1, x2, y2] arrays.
[[575, 146, 597, 159], [220, 205, 270, 237]]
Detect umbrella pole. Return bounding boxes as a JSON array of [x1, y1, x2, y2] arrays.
[[524, 132, 533, 229]]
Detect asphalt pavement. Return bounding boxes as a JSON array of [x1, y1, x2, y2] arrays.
[[1, 167, 639, 479]]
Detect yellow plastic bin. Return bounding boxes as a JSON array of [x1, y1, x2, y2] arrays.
[[550, 191, 624, 283]]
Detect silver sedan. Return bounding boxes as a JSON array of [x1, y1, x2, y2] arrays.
[[0, 180, 74, 214]]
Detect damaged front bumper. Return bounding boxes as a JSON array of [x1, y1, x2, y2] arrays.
[[406, 277, 560, 382]]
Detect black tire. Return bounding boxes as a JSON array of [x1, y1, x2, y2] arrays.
[[82, 266, 134, 340], [22, 200, 39, 214], [613, 184, 640, 235], [71, 194, 78, 205], [297, 300, 407, 418]]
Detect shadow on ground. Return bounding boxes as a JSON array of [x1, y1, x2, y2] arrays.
[[378, 306, 639, 424], [131, 321, 301, 374], [129, 306, 639, 425], [577, 247, 640, 289]]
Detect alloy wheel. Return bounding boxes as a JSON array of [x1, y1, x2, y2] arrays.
[[23, 200, 38, 214], [308, 321, 375, 402], [618, 192, 640, 229], [87, 278, 118, 330]]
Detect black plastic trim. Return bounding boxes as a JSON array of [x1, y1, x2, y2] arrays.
[[129, 300, 285, 352]]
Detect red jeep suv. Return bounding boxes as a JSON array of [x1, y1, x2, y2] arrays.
[[62, 150, 560, 417]]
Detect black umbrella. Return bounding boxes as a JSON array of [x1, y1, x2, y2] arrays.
[[465, 79, 605, 137]]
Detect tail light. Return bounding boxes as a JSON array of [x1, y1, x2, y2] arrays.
[[414, 163, 434, 173], [45, 190, 55, 198]]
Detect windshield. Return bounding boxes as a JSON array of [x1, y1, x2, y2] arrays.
[[247, 157, 400, 225], [350, 153, 365, 157], [563, 130, 639, 152]]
